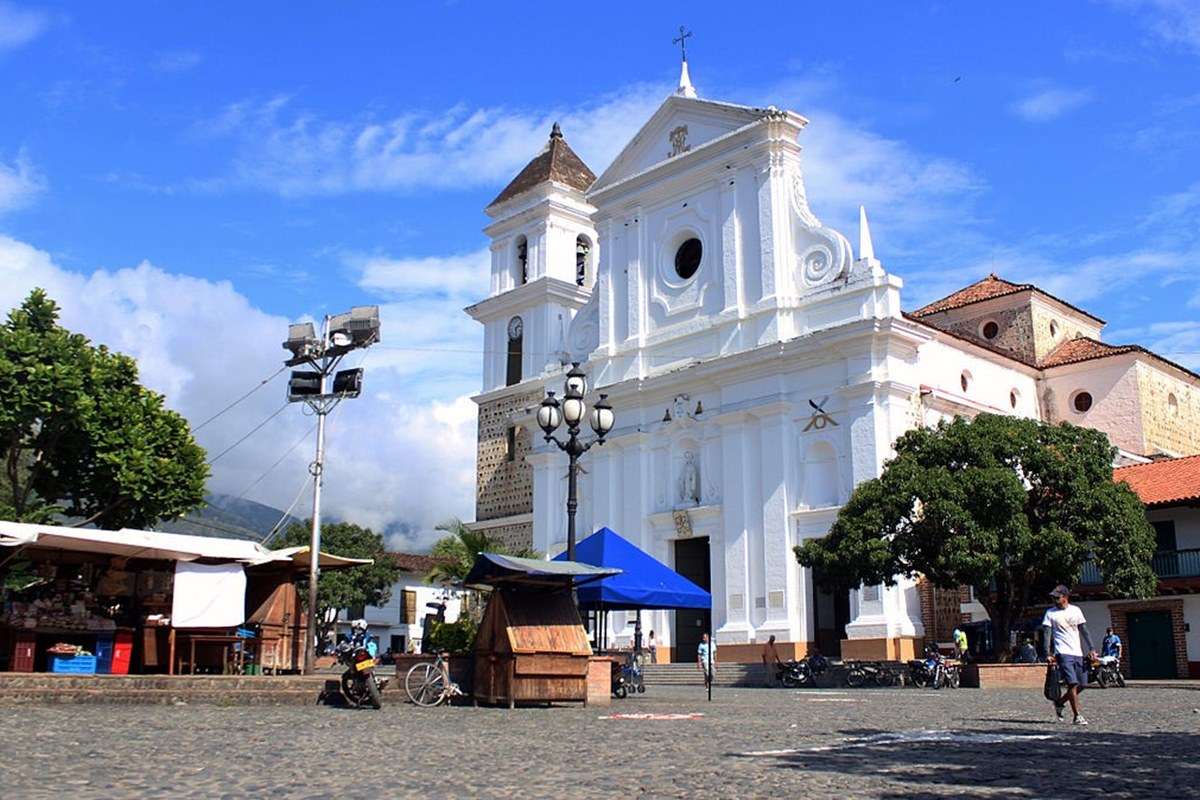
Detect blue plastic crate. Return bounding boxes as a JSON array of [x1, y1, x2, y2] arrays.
[[49, 654, 98, 674], [95, 635, 114, 674]]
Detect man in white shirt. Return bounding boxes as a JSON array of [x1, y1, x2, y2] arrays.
[[1041, 585, 1096, 725]]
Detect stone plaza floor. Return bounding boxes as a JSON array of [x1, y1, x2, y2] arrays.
[[1, 683, 1198, 799]]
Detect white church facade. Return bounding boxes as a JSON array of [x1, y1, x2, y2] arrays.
[[466, 63, 1200, 664]]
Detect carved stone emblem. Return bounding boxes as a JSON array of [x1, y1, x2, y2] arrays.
[[803, 396, 839, 432], [668, 125, 690, 158], [672, 509, 693, 539]]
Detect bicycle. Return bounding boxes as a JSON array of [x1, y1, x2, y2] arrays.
[[405, 652, 463, 707]]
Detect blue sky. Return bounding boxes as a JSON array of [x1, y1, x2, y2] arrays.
[[0, 1, 1197, 547]]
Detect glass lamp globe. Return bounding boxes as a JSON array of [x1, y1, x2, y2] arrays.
[[589, 394, 615, 436], [537, 393, 562, 435], [562, 395, 586, 428], [564, 362, 587, 398]]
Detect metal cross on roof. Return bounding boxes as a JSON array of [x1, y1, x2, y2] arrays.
[[673, 26, 692, 62]]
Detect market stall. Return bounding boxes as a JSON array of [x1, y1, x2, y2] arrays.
[[465, 553, 619, 708], [0, 521, 368, 675]]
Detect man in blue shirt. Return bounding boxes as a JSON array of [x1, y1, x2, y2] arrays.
[[1101, 628, 1122, 661]]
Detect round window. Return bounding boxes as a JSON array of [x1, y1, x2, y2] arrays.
[[1073, 391, 1093, 413], [674, 238, 703, 280], [982, 321, 999, 340]]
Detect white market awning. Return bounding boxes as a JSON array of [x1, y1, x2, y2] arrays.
[[0, 520, 369, 569]]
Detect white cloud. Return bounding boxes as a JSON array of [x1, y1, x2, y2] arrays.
[[1109, 0, 1200, 55], [0, 150, 44, 213], [1010, 87, 1095, 122], [195, 85, 666, 197], [0, 234, 479, 551], [0, 1, 49, 52]]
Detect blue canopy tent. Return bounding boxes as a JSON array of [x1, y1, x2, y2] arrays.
[[552, 527, 710, 611], [554, 528, 715, 699]]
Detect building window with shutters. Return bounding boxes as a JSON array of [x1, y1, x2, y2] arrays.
[[404, 590, 418, 625]]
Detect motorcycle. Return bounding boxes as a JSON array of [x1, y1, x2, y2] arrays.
[[845, 660, 900, 688], [778, 654, 829, 688], [335, 639, 388, 709], [909, 651, 959, 689], [1090, 655, 1126, 688]]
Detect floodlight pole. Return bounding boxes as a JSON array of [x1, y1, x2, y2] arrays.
[[303, 315, 331, 676]]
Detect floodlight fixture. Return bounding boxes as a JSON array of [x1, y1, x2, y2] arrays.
[[332, 368, 364, 398], [283, 322, 318, 361], [287, 370, 322, 402]]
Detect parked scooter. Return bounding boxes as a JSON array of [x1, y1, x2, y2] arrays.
[[777, 653, 830, 688], [1090, 655, 1126, 688], [335, 619, 389, 709]]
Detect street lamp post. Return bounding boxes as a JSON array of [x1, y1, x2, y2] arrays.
[[536, 362, 615, 561], [282, 306, 380, 674]]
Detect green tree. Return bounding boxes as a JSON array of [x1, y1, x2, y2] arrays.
[[794, 414, 1156, 660], [0, 289, 208, 528], [280, 520, 400, 647]]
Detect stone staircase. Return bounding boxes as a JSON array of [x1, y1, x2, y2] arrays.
[[642, 662, 770, 688], [0, 673, 344, 706]]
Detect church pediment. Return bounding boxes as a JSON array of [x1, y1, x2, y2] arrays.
[[589, 95, 771, 193]]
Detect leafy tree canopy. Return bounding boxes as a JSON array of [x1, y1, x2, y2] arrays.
[[0, 289, 208, 528], [280, 520, 400, 644], [794, 414, 1156, 657]]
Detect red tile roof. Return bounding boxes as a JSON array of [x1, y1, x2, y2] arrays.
[[1039, 336, 1137, 367], [1114, 454, 1200, 508], [911, 274, 1031, 317], [389, 552, 445, 574], [488, 123, 596, 208], [911, 273, 1105, 325]]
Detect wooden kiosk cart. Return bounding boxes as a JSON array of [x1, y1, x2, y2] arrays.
[[465, 553, 619, 708]]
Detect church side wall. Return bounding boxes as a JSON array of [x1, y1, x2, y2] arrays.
[[475, 388, 542, 522], [1041, 359, 1144, 453], [1137, 361, 1200, 456]]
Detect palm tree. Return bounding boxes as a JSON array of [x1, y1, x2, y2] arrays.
[[426, 517, 540, 584]]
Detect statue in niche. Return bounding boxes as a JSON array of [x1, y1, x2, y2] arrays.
[[677, 451, 700, 506], [672, 394, 691, 422]]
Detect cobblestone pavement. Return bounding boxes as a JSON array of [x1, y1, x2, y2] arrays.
[[2, 684, 1199, 799]]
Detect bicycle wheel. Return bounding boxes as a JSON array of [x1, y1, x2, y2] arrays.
[[405, 663, 446, 707], [845, 668, 866, 688]]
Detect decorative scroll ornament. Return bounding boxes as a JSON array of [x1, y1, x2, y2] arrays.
[[565, 293, 599, 362], [790, 172, 852, 288]]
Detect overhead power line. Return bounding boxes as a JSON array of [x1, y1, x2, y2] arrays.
[[206, 402, 290, 465], [192, 366, 287, 432]]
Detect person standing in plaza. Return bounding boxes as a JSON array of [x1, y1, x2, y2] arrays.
[[762, 635, 784, 687], [1042, 585, 1096, 725], [697, 633, 716, 689], [953, 627, 970, 662], [647, 630, 657, 664], [1101, 627, 1123, 662]]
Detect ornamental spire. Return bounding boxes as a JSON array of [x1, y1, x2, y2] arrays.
[[858, 205, 876, 261], [673, 26, 697, 98]]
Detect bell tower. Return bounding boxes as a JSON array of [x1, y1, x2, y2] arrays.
[[465, 124, 598, 551]]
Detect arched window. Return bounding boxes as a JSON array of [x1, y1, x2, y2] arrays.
[[506, 316, 523, 386], [575, 235, 591, 287], [960, 370, 972, 393], [515, 235, 528, 285]]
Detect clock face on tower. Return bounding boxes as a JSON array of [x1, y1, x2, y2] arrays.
[[507, 316, 523, 340]]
